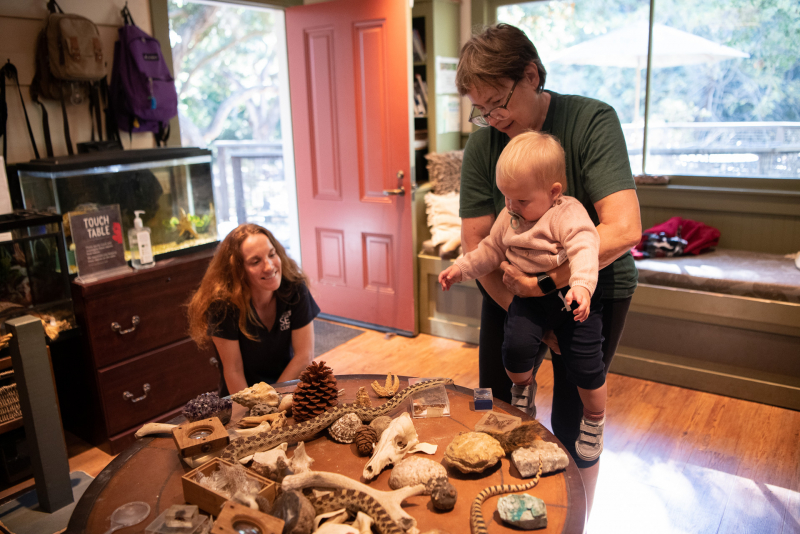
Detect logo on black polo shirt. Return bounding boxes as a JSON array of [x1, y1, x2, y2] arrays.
[[279, 310, 291, 331]]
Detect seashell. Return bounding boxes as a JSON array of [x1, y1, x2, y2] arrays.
[[278, 393, 293, 413], [388, 456, 447, 495], [231, 382, 280, 409], [368, 416, 392, 438], [429, 477, 457, 511], [355, 386, 372, 408], [442, 432, 505, 474], [249, 403, 278, 417], [329, 413, 362, 443]]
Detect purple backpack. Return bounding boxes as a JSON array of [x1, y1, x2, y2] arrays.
[[109, 7, 177, 145]]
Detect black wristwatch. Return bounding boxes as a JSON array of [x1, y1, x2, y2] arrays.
[[536, 273, 557, 294]]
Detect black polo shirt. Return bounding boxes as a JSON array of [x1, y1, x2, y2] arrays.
[[209, 281, 320, 395]]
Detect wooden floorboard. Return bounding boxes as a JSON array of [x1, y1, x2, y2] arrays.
[[2, 325, 798, 533]]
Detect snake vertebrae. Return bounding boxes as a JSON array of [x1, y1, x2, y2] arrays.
[[470, 457, 543, 534], [309, 488, 402, 534], [221, 377, 454, 463]]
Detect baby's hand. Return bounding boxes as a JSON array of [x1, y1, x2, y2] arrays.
[[565, 286, 591, 322], [438, 265, 463, 291]]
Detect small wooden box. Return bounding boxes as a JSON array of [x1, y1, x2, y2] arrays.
[[181, 458, 278, 516], [212, 501, 284, 534], [172, 418, 230, 458]]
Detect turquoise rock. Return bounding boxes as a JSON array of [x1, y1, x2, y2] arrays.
[[497, 494, 547, 530]]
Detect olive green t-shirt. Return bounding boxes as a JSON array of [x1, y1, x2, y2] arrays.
[[460, 90, 638, 300]]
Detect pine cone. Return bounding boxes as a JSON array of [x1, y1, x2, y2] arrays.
[[292, 361, 338, 423], [355, 426, 377, 456]]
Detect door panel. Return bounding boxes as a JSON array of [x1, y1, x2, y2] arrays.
[[287, 0, 414, 333]]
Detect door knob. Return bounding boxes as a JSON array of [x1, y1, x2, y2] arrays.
[[383, 186, 405, 196]]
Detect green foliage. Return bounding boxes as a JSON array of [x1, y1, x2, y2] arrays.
[[168, 1, 283, 145], [498, 0, 800, 123]]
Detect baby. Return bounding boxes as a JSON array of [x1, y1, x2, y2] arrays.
[[439, 131, 606, 461]]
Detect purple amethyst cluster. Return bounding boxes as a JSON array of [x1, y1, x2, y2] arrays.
[[182, 392, 232, 424]]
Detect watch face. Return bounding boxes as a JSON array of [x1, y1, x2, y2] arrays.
[[538, 274, 556, 294]]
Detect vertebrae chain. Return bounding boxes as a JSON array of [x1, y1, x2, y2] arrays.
[[221, 377, 454, 462], [470, 457, 543, 534]]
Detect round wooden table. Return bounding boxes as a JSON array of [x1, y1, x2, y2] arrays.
[[67, 375, 586, 533]]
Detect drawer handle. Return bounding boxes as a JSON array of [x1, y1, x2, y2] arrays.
[[209, 357, 219, 368], [111, 316, 140, 335], [123, 383, 151, 403]]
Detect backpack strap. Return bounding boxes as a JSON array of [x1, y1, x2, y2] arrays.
[[47, 0, 64, 14], [121, 3, 136, 26], [99, 77, 119, 142], [88, 82, 103, 142], [60, 92, 74, 156], [1, 60, 41, 161]]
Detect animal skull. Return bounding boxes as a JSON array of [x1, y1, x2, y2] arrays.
[[362, 412, 418, 481]]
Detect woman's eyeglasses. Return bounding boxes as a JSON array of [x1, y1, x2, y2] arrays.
[[468, 79, 519, 127]]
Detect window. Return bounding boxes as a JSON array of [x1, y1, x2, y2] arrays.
[[497, 0, 799, 179]]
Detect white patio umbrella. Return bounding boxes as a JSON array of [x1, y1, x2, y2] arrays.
[[548, 21, 749, 121]]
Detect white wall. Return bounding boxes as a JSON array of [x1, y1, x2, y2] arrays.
[[0, 0, 156, 164]]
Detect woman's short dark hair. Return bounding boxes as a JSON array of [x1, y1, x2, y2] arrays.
[[456, 23, 547, 95]]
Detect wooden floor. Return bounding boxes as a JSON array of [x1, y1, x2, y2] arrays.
[[4, 324, 800, 534]]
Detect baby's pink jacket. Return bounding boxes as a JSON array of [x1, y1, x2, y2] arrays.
[[454, 195, 600, 295]]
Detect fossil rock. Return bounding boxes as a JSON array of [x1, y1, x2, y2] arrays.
[[354, 386, 372, 408], [249, 403, 278, 417], [388, 456, 447, 494], [270, 489, 315, 534], [429, 477, 457, 511], [329, 413, 362, 443], [231, 382, 280, 409], [497, 494, 547, 530], [442, 432, 505, 474], [511, 441, 570, 476], [371, 373, 400, 397], [368, 416, 392, 438]]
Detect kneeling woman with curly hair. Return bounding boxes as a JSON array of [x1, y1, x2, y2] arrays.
[[188, 224, 319, 396]]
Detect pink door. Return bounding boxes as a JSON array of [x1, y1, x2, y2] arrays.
[[286, 0, 415, 334]]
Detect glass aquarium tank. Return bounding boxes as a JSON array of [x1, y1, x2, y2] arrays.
[[15, 148, 217, 273], [0, 210, 73, 333]]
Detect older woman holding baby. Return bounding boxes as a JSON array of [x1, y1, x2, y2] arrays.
[[456, 23, 642, 512]]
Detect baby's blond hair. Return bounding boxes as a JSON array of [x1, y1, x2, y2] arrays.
[[497, 131, 567, 192]]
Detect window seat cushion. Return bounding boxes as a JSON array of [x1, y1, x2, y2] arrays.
[[635, 249, 800, 304]]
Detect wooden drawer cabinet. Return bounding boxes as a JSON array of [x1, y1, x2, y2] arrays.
[[70, 249, 219, 453]]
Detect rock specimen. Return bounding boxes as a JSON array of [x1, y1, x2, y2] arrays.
[[251, 443, 291, 482], [231, 382, 280, 409], [388, 456, 447, 494], [329, 413, 362, 443], [182, 392, 232, 424], [249, 402, 278, 417], [369, 416, 392, 438], [292, 361, 338, 423], [278, 393, 293, 414], [355, 386, 372, 408], [355, 426, 377, 456], [429, 477, 457, 511], [270, 489, 316, 534], [442, 432, 505, 474], [497, 494, 547, 530], [511, 441, 570, 476]]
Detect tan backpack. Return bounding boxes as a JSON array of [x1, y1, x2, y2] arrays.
[[30, 0, 107, 156]]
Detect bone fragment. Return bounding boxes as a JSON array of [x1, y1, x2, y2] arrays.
[[282, 470, 425, 532], [232, 421, 271, 437], [135, 422, 177, 438]]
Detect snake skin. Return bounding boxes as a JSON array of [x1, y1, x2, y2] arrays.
[[470, 457, 543, 534], [309, 488, 402, 534], [221, 377, 454, 462]]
